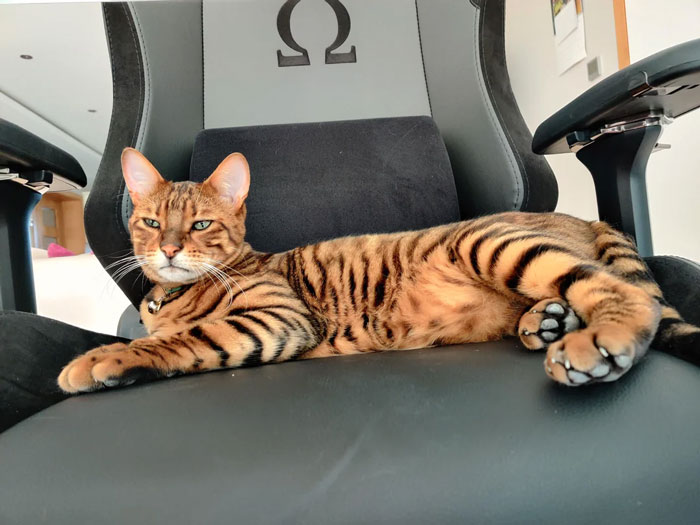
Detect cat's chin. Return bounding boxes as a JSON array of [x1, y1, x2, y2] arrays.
[[155, 266, 198, 284]]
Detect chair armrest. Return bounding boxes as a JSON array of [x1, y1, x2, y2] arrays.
[[533, 38, 700, 154], [0, 118, 86, 190], [0, 119, 87, 312]]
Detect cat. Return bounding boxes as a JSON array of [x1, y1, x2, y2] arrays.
[[58, 148, 700, 392]]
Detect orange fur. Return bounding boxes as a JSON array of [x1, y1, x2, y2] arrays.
[[57, 150, 698, 393]]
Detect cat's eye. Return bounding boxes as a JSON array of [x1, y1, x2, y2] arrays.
[[192, 220, 212, 231], [143, 218, 160, 228]]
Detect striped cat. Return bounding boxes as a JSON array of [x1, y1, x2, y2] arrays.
[[58, 148, 700, 392]]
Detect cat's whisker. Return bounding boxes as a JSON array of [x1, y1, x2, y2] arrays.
[[112, 269, 144, 286], [104, 256, 145, 267], [109, 257, 146, 272], [202, 265, 231, 307], [208, 259, 250, 282], [104, 255, 147, 271], [208, 265, 236, 309], [98, 258, 140, 301], [209, 261, 249, 310], [101, 248, 136, 259], [111, 260, 148, 285], [203, 258, 250, 309], [111, 261, 145, 279], [202, 262, 240, 309], [199, 265, 223, 296]]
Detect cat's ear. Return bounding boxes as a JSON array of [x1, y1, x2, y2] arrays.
[[204, 152, 250, 210], [121, 148, 166, 204]]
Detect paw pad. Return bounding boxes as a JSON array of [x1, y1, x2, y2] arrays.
[[544, 327, 639, 386], [519, 299, 581, 350]]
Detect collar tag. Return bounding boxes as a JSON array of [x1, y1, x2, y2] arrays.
[[147, 299, 162, 314], [147, 285, 186, 315]]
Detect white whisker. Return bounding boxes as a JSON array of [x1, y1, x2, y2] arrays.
[[104, 254, 146, 271], [201, 261, 243, 310], [210, 259, 250, 282], [109, 256, 149, 286]]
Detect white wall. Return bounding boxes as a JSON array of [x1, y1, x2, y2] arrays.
[[625, 0, 700, 260], [0, 2, 111, 189], [506, 0, 700, 260], [506, 0, 619, 222]]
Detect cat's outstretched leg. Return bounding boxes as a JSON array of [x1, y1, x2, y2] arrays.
[[58, 308, 323, 393]]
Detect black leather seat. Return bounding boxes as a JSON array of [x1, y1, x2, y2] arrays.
[[1, 341, 698, 524], [1, 1, 699, 523]]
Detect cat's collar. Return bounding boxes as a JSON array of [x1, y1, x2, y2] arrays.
[[147, 284, 190, 314]]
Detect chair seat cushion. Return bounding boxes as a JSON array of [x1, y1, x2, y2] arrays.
[[189, 116, 461, 253], [1, 341, 698, 524]]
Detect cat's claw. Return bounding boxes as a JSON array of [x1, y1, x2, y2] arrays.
[[518, 298, 581, 350]]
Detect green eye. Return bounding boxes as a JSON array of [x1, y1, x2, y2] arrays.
[[143, 218, 160, 228], [192, 220, 212, 231]]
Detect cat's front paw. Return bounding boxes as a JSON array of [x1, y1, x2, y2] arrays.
[[544, 325, 641, 386], [58, 342, 164, 393]]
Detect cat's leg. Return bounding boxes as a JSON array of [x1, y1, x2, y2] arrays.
[[494, 251, 660, 386], [592, 221, 700, 365], [457, 223, 660, 384], [537, 266, 658, 386], [70, 342, 131, 360], [58, 308, 323, 393], [518, 298, 581, 350]]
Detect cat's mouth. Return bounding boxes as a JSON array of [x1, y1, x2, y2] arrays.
[[156, 263, 197, 283], [159, 262, 188, 271]]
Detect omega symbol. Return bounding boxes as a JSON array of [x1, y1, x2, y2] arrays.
[[276, 0, 357, 67]]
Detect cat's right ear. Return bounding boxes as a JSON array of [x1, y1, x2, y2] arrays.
[[121, 147, 166, 204]]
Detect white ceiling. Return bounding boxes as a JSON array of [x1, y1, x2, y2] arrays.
[[0, 2, 112, 187]]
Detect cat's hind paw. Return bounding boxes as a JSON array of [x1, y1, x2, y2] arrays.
[[518, 298, 581, 350], [544, 325, 641, 386]]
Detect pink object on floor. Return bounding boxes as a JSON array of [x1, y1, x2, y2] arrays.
[[47, 243, 76, 258]]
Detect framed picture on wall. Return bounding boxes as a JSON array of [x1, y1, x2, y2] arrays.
[[551, 0, 587, 74]]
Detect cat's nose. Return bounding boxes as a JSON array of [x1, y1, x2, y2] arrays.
[[160, 243, 181, 259]]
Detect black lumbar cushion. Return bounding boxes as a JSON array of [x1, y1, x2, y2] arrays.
[[189, 116, 460, 253]]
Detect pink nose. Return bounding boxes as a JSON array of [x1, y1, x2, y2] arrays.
[[160, 244, 181, 259]]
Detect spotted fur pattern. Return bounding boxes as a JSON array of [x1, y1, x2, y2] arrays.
[[58, 149, 700, 392]]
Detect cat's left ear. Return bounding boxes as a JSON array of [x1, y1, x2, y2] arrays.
[[204, 152, 250, 210]]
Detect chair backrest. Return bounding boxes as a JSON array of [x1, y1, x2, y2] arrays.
[[86, 0, 557, 306], [190, 117, 460, 253]]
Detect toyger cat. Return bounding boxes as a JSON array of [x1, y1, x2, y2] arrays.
[[58, 148, 700, 392]]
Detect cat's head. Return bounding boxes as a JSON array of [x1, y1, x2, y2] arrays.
[[121, 147, 250, 285]]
